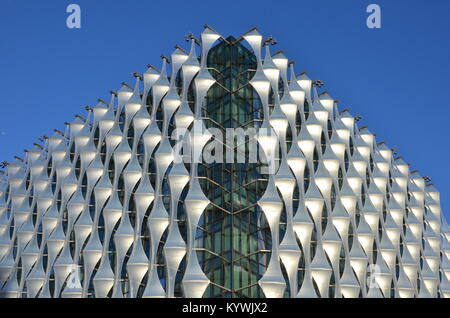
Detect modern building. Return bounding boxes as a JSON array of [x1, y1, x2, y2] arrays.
[[0, 26, 449, 298]]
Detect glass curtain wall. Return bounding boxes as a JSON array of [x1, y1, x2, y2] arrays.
[[197, 36, 272, 298]]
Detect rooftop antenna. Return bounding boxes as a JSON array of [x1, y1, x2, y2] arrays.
[[161, 55, 171, 64], [39, 135, 48, 142], [132, 72, 143, 80], [263, 35, 277, 46], [185, 33, 200, 45], [312, 79, 324, 88]]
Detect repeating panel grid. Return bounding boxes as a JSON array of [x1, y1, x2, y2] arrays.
[[0, 27, 448, 298]]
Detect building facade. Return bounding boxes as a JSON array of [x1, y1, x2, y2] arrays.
[[0, 27, 449, 298]]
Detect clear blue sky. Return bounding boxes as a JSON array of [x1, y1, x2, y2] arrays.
[[1, 0, 449, 218]]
